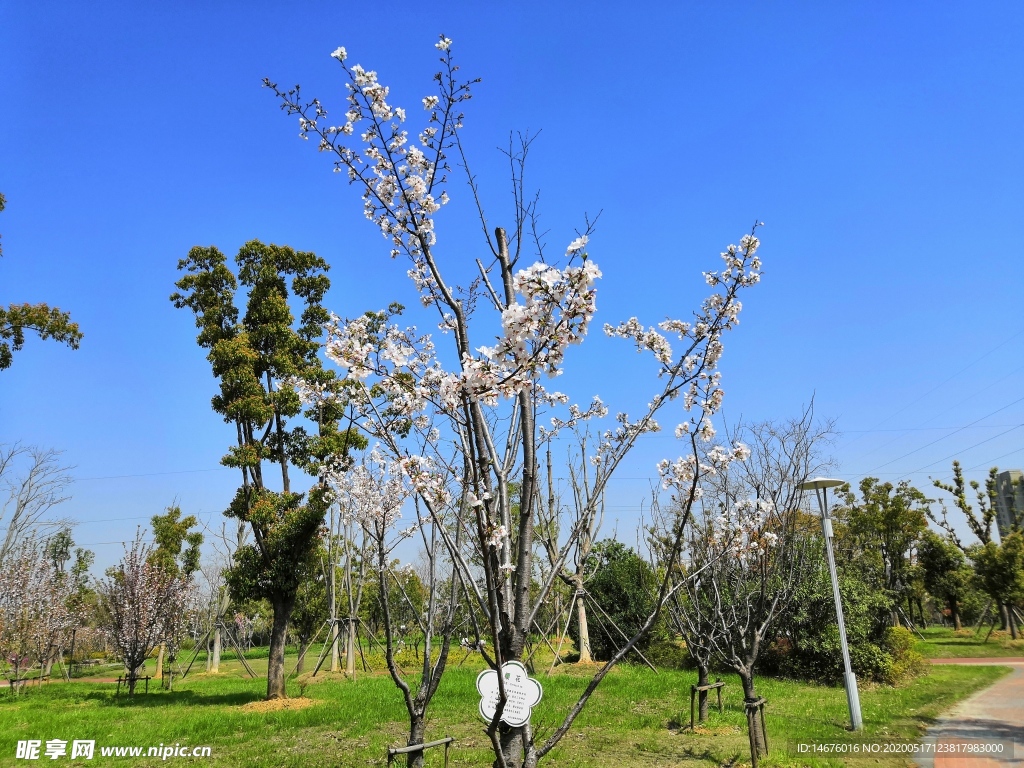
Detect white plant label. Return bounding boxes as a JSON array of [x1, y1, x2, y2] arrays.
[[475, 660, 543, 727]]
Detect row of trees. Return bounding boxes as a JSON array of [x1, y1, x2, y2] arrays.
[[0, 507, 203, 697]]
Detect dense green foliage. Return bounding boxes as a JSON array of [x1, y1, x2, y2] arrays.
[[171, 240, 363, 699], [918, 531, 976, 630]]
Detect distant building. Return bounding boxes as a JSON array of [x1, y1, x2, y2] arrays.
[[994, 469, 1024, 539]]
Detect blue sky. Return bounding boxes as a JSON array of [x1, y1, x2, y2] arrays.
[[2, 2, 1022, 567]]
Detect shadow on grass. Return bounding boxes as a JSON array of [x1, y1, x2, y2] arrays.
[[678, 744, 742, 766], [926, 639, 992, 647], [83, 690, 262, 708]]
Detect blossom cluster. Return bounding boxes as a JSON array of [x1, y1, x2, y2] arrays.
[[318, 255, 603, 418], [709, 498, 779, 563], [648, 231, 762, 488], [327, 448, 412, 534], [657, 442, 751, 498], [270, 34, 471, 280], [460, 259, 602, 403]]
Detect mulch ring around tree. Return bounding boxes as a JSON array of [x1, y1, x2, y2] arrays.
[[239, 697, 319, 713]]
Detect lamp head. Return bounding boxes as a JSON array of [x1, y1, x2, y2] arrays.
[[797, 477, 846, 491]]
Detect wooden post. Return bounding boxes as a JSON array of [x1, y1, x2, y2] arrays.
[[386, 736, 455, 767], [759, 699, 769, 754], [746, 705, 758, 768], [690, 679, 725, 729]]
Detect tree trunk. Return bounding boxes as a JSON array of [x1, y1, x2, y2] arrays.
[[575, 590, 592, 663], [127, 664, 138, 697], [295, 639, 310, 674], [739, 670, 766, 764], [1009, 608, 1019, 640], [267, 593, 295, 700], [330, 620, 340, 673], [212, 587, 229, 673], [406, 714, 427, 768], [496, 723, 537, 768], [346, 618, 356, 678], [211, 625, 222, 673], [155, 643, 165, 683], [950, 599, 962, 631], [697, 664, 710, 723], [330, 507, 340, 674], [999, 602, 1009, 630]]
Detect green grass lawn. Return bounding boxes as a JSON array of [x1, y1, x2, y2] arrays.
[[0, 650, 1010, 768], [913, 626, 1024, 659]]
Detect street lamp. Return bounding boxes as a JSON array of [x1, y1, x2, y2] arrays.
[[797, 477, 863, 731]]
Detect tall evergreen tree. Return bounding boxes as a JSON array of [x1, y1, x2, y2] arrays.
[[172, 240, 361, 700]]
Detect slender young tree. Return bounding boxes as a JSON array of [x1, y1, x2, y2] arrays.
[[535, 438, 605, 665], [148, 505, 203, 681], [675, 411, 830, 763], [327, 448, 459, 768], [649, 492, 722, 724], [271, 37, 762, 768], [931, 463, 1011, 629]]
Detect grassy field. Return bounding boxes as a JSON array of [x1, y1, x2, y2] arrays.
[[0, 648, 1010, 768], [911, 625, 1024, 659]]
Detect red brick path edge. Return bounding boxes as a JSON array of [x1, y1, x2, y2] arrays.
[[916, 660, 1024, 768]]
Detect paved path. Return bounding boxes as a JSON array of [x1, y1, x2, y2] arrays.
[[916, 660, 1024, 768]]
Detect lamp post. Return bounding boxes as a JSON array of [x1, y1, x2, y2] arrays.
[[797, 477, 863, 731]]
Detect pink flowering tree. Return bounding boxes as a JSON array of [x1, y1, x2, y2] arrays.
[[268, 36, 762, 768], [98, 534, 190, 695], [0, 537, 79, 689], [326, 447, 460, 767]]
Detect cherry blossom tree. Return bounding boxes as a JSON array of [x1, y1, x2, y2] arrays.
[[327, 448, 459, 767], [269, 36, 762, 768], [97, 534, 190, 695], [0, 537, 79, 689], [673, 411, 830, 764]]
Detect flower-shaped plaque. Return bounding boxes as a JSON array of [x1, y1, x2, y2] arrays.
[[476, 660, 543, 727]]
